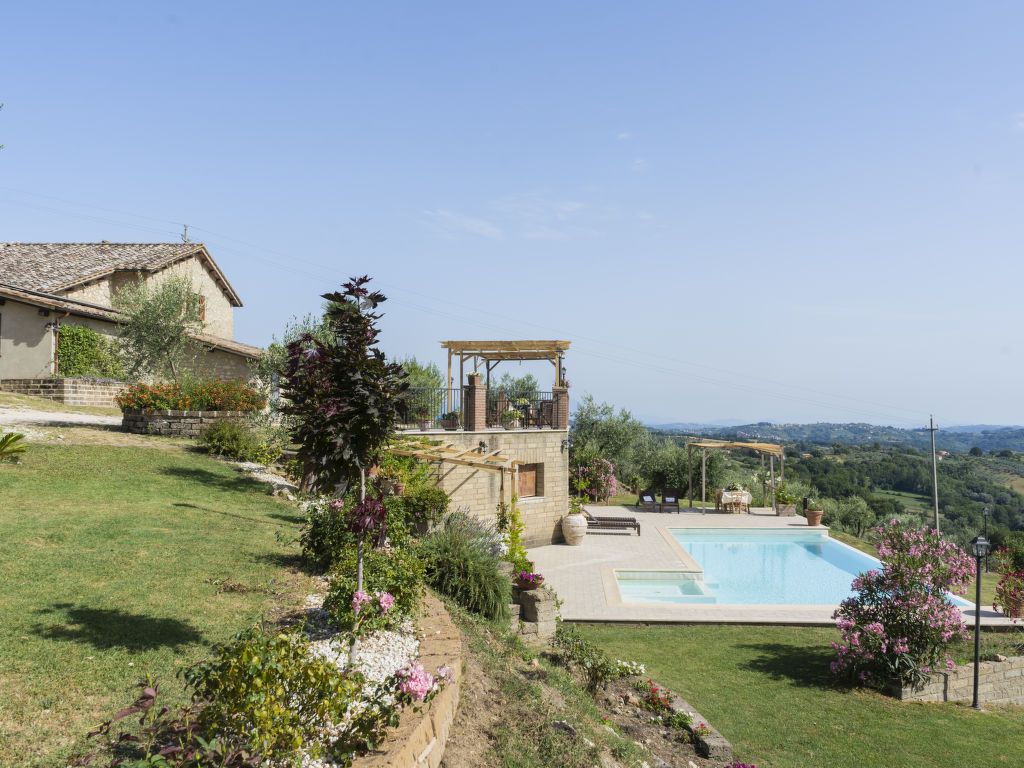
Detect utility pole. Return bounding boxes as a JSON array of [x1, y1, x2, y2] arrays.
[[929, 415, 940, 533]]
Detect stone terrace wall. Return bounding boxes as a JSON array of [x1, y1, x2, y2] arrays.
[[407, 428, 569, 547], [892, 656, 1024, 704], [121, 409, 248, 437], [354, 592, 461, 768], [1, 377, 127, 407]]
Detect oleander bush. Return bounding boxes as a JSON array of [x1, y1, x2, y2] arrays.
[[116, 379, 266, 412], [417, 510, 511, 622], [831, 520, 973, 688]]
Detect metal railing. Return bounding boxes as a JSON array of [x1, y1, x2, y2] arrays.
[[397, 387, 463, 431], [486, 390, 554, 429]]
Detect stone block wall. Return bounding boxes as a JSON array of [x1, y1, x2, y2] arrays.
[[512, 586, 558, 644], [353, 592, 461, 768], [121, 409, 249, 437], [0, 377, 127, 407], [411, 429, 569, 546], [892, 656, 1024, 704]]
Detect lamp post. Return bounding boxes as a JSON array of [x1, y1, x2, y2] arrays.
[[982, 507, 990, 573], [970, 534, 990, 711]]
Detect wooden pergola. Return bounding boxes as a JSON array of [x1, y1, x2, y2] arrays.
[[686, 439, 785, 512], [386, 440, 527, 507], [440, 340, 571, 394]]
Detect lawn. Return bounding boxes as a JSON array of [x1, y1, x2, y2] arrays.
[[0, 444, 311, 766], [579, 624, 1024, 768], [0, 391, 122, 417], [874, 488, 932, 513]]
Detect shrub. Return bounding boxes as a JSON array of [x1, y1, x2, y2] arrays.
[[496, 495, 532, 572], [116, 379, 266, 412], [56, 323, 124, 379], [184, 627, 367, 762], [300, 493, 413, 571], [324, 545, 426, 631], [402, 483, 449, 525], [200, 419, 270, 463], [830, 521, 973, 687], [416, 511, 510, 622], [993, 547, 1024, 618], [1001, 531, 1024, 572], [0, 429, 27, 463], [552, 623, 617, 692]]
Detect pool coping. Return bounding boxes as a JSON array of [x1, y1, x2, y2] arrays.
[[527, 506, 1011, 625]]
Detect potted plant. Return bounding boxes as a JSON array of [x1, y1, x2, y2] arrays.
[[515, 571, 545, 590], [501, 408, 523, 429], [805, 498, 824, 526], [467, 372, 483, 385], [561, 496, 588, 546], [413, 405, 434, 430], [775, 483, 798, 517], [440, 409, 461, 430]]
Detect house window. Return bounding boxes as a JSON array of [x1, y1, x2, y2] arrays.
[[517, 463, 544, 498]]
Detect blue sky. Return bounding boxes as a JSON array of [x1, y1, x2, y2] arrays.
[[2, 2, 1023, 426]]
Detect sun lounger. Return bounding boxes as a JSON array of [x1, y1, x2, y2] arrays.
[[583, 509, 640, 535], [661, 488, 680, 514], [636, 489, 660, 512]]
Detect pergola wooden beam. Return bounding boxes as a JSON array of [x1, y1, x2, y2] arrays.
[[686, 439, 784, 513], [386, 443, 526, 472], [440, 340, 571, 395]]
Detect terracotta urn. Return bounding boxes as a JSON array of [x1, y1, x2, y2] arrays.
[[806, 509, 824, 526], [561, 513, 587, 546]]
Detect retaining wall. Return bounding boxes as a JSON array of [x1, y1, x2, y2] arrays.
[[0, 377, 127, 407], [354, 592, 462, 768], [892, 656, 1024, 704], [121, 409, 249, 437]]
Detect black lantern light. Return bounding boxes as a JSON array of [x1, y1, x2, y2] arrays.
[[970, 534, 990, 710]]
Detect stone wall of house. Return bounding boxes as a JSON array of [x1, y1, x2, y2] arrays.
[[121, 409, 250, 437], [409, 428, 569, 547], [352, 592, 461, 768], [0, 377, 127, 407], [892, 656, 1024, 704], [61, 254, 235, 338]]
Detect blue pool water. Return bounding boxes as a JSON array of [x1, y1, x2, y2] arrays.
[[615, 529, 971, 606]]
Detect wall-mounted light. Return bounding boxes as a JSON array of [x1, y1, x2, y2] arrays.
[[43, 321, 58, 331], [561, 437, 572, 453], [478, 440, 488, 451]]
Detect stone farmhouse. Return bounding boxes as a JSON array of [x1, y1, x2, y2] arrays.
[[0, 242, 262, 384]]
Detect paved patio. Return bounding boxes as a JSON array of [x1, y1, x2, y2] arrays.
[[527, 505, 1012, 626]]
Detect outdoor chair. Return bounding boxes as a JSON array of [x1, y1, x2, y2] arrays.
[[583, 509, 641, 535], [661, 488, 681, 514], [635, 489, 660, 512]]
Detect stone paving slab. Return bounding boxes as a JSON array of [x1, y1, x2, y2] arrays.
[[528, 505, 1014, 625]]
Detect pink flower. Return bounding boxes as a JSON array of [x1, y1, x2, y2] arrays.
[[352, 590, 371, 614], [397, 663, 435, 701], [379, 592, 395, 614]]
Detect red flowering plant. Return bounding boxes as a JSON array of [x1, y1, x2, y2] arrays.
[[635, 679, 693, 730], [830, 521, 973, 688], [115, 379, 265, 412], [992, 547, 1024, 619]]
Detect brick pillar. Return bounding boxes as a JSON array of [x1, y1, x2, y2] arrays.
[[464, 380, 487, 431], [552, 386, 569, 430]]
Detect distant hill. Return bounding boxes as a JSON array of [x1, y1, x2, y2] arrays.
[[647, 421, 1024, 454]]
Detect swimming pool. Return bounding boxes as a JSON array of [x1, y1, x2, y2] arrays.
[[614, 529, 971, 606]]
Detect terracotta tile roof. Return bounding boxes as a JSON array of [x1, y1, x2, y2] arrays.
[[0, 242, 242, 306]]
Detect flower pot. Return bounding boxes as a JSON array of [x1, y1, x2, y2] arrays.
[[417, 418, 434, 430], [394, 481, 407, 496], [776, 503, 797, 517], [561, 513, 587, 545], [441, 418, 459, 431], [516, 576, 544, 590], [806, 509, 824, 526]]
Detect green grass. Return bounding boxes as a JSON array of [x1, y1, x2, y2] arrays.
[[874, 488, 932, 512], [0, 444, 310, 766], [579, 624, 1024, 768], [0, 391, 122, 417]]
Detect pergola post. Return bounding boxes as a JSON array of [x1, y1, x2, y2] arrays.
[[687, 444, 693, 509], [701, 448, 707, 512], [769, 454, 775, 511]]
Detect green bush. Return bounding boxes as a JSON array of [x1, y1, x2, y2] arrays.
[[184, 627, 368, 762], [56, 323, 124, 379], [416, 511, 510, 622], [300, 493, 413, 571], [1002, 531, 1024, 572], [402, 484, 449, 525], [324, 545, 426, 631], [496, 495, 532, 572], [552, 623, 617, 692], [200, 419, 282, 464]]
